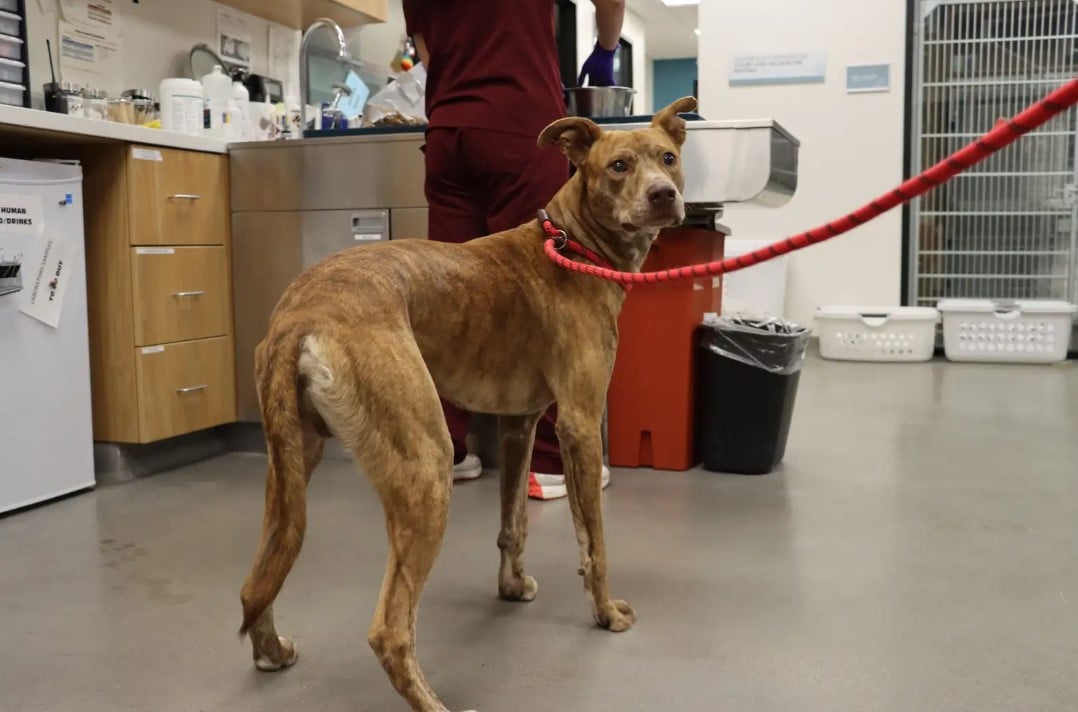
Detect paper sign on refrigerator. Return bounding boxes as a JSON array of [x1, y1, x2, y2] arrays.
[[19, 237, 82, 328], [0, 194, 44, 235]]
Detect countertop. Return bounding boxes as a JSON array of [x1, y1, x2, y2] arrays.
[[0, 104, 230, 154]]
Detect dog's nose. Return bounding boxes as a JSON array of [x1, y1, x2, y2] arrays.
[[648, 184, 677, 207]]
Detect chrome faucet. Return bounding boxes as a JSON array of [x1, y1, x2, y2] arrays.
[[299, 18, 352, 138]]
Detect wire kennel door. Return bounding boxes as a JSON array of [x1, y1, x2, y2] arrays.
[[910, 0, 1078, 306]]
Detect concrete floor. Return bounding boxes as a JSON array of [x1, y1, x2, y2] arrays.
[[2, 356, 1078, 711]]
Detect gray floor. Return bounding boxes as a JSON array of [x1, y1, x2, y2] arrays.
[[3, 355, 1078, 711]]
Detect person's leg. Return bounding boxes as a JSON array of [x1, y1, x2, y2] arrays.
[[470, 129, 609, 499], [423, 128, 487, 480]]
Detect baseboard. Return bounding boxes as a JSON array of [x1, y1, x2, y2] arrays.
[[94, 428, 232, 485]]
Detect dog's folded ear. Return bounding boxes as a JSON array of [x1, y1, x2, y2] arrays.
[[651, 96, 697, 147], [538, 117, 603, 167]]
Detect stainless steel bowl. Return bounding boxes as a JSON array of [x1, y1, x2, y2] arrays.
[[564, 86, 635, 118]]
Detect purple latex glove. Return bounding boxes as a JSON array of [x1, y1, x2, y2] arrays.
[[577, 42, 617, 87]]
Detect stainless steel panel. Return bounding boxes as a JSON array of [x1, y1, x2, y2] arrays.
[[232, 210, 389, 422], [391, 207, 429, 240], [230, 117, 800, 214], [230, 133, 428, 213]]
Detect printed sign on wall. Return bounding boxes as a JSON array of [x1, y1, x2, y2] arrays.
[[0, 194, 44, 235], [846, 64, 891, 93], [729, 50, 827, 87]]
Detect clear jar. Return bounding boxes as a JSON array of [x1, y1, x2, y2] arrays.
[[84, 89, 109, 120]]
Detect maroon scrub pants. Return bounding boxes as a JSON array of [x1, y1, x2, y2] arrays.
[[423, 126, 569, 474]]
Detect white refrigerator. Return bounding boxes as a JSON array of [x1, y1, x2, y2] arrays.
[[0, 157, 95, 513]]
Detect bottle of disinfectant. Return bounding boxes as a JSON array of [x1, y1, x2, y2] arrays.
[[200, 64, 233, 138]]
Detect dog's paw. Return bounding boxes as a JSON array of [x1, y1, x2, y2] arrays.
[[596, 599, 636, 633], [499, 574, 538, 602], [253, 636, 299, 672]]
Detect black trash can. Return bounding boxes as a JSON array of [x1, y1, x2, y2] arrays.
[[694, 315, 810, 475]]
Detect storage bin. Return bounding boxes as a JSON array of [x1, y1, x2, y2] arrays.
[[0, 57, 22, 84], [0, 79, 24, 106], [815, 306, 939, 362], [721, 238, 788, 319], [938, 299, 1077, 364], [0, 9, 20, 37], [0, 33, 21, 60]]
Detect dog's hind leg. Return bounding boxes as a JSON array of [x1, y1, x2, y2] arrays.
[[497, 413, 542, 602], [304, 331, 461, 712], [247, 424, 324, 671], [556, 406, 636, 633], [240, 332, 326, 671]]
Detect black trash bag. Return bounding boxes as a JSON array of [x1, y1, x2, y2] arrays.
[[694, 315, 810, 475]]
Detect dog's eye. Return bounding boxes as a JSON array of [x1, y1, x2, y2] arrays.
[[611, 159, 629, 173], [663, 152, 677, 166]]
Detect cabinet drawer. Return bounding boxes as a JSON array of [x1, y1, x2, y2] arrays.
[[131, 246, 230, 346], [128, 146, 229, 246], [135, 336, 237, 443]]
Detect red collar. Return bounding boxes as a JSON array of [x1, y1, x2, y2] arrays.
[[537, 209, 622, 272]]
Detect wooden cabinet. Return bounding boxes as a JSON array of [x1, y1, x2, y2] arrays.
[[215, 0, 387, 29], [81, 144, 237, 444], [135, 337, 237, 443], [131, 246, 231, 346], [129, 148, 230, 246]]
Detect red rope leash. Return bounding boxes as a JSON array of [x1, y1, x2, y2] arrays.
[[545, 77, 1078, 286]]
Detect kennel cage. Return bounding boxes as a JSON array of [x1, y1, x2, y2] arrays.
[[908, 0, 1078, 317]]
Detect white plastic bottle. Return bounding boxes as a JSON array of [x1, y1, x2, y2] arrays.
[[200, 64, 232, 138], [230, 79, 250, 140], [159, 78, 204, 136]]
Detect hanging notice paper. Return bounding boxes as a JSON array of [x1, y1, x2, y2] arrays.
[[218, 7, 252, 68], [20, 237, 81, 329], [0, 194, 44, 235], [59, 0, 115, 29], [59, 19, 122, 80]]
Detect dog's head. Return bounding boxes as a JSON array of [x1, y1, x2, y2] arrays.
[[538, 96, 696, 231]]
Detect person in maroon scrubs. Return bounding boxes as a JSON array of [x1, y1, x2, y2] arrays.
[[403, 0, 626, 500]]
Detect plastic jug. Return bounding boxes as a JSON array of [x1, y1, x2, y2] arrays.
[[200, 64, 232, 138]]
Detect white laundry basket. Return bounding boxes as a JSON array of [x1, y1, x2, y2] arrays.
[[937, 299, 1077, 364], [815, 306, 939, 362]]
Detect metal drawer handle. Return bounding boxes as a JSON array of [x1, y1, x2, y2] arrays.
[[172, 290, 206, 298], [177, 384, 209, 395], [169, 194, 202, 200]]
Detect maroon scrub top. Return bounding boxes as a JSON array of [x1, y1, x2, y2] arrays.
[[403, 0, 567, 140]]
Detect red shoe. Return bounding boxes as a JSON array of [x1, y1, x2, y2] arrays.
[[527, 466, 611, 500]]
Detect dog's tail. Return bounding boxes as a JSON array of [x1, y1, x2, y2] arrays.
[[239, 329, 308, 636]]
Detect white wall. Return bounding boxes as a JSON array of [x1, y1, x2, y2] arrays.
[[23, 0, 392, 110], [576, 2, 650, 114], [698, 0, 906, 328]]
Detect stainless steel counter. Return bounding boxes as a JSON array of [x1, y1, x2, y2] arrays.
[[229, 117, 798, 213]]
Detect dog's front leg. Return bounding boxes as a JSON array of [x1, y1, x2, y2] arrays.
[[556, 410, 636, 632], [497, 413, 542, 602]]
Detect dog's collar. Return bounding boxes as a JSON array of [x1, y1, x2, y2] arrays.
[[536, 209, 618, 273]]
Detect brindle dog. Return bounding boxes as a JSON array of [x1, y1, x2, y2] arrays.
[[239, 96, 697, 711]]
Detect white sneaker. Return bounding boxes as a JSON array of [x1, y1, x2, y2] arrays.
[[528, 466, 611, 501], [452, 453, 483, 481]]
